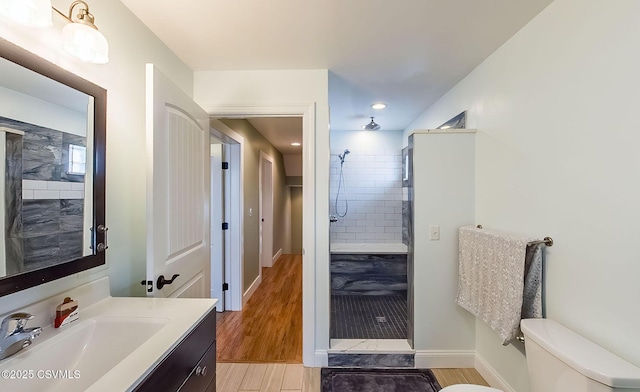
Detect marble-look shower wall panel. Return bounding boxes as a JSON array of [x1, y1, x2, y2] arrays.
[[5, 133, 22, 237], [19, 199, 84, 269], [22, 161, 62, 181], [0, 116, 86, 274], [406, 136, 415, 348], [328, 353, 415, 368], [402, 201, 410, 246], [59, 231, 84, 261], [5, 132, 23, 275], [22, 127, 63, 181], [5, 237, 23, 275], [23, 234, 60, 269], [22, 200, 60, 237], [0, 116, 86, 183], [330, 253, 407, 296], [60, 200, 84, 231]]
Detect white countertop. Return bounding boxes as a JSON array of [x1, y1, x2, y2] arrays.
[[85, 296, 217, 392], [0, 277, 217, 392]]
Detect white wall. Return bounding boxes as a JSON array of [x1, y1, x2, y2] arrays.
[[0, 0, 194, 316], [329, 130, 403, 243], [193, 69, 330, 366], [0, 86, 87, 136], [410, 132, 476, 361], [404, 0, 640, 390]]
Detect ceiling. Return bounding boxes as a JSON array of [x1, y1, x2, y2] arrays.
[[120, 0, 553, 149], [246, 117, 303, 155], [0, 55, 88, 114]]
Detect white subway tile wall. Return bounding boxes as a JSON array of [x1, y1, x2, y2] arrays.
[[22, 180, 85, 200], [330, 149, 403, 243]]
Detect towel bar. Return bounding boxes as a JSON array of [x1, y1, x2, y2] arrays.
[[475, 225, 553, 247]]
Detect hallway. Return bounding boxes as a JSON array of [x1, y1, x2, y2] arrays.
[[217, 254, 302, 363]]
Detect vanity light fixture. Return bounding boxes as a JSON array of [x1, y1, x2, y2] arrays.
[[370, 102, 387, 110], [0, 0, 52, 27], [54, 1, 109, 64], [0, 0, 108, 64], [291, 142, 301, 146]]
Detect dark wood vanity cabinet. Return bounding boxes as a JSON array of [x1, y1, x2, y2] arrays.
[[133, 307, 216, 392]]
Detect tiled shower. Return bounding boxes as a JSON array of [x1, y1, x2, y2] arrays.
[[329, 131, 410, 341], [1, 116, 86, 275], [329, 147, 403, 244]]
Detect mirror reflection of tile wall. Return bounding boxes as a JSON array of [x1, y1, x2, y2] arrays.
[[1, 116, 85, 274]]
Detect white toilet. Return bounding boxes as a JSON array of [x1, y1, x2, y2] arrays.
[[441, 318, 640, 392]]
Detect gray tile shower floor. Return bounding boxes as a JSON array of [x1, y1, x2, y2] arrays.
[[331, 295, 407, 339]]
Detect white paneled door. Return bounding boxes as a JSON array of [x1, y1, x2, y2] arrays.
[[145, 64, 210, 298]]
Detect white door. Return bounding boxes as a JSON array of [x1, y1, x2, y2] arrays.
[[259, 153, 274, 268], [145, 64, 210, 298], [210, 139, 225, 310]]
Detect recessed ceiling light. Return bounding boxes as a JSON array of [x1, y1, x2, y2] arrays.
[[370, 102, 387, 110], [291, 142, 301, 146]]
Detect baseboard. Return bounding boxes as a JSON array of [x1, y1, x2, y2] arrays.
[[475, 353, 515, 392], [314, 350, 328, 367], [272, 248, 283, 264], [242, 274, 262, 305], [414, 350, 475, 368]]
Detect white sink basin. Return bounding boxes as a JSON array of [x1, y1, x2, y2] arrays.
[[0, 316, 168, 392]]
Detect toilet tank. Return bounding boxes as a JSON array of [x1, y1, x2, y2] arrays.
[[521, 319, 640, 392]]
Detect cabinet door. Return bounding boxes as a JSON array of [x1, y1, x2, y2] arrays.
[[133, 308, 216, 392], [179, 341, 216, 391]]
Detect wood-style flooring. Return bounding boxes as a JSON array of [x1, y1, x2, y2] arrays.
[[216, 363, 489, 391], [217, 254, 303, 363], [215, 253, 490, 390]]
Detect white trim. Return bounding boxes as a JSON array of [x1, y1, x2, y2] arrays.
[[200, 103, 315, 117], [475, 353, 516, 392], [329, 339, 413, 353], [409, 128, 478, 135], [272, 248, 282, 264], [201, 104, 317, 367], [414, 350, 476, 368], [243, 274, 262, 305], [315, 350, 329, 367], [209, 119, 244, 312], [259, 151, 275, 269]]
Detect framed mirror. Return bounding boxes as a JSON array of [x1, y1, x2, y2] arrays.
[[0, 38, 106, 297]]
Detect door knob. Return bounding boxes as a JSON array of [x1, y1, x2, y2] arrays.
[[156, 274, 180, 290]]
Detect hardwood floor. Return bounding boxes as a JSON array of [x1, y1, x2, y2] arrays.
[[215, 253, 490, 390], [217, 254, 303, 363], [216, 363, 489, 391]]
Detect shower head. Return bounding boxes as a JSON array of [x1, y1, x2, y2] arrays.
[[338, 149, 351, 164], [363, 117, 381, 131]]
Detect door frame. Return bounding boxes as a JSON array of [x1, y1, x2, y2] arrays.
[[200, 103, 316, 366], [259, 151, 274, 270], [210, 122, 244, 311], [209, 137, 224, 310]]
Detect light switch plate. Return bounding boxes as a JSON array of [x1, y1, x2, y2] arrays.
[[429, 225, 440, 240]]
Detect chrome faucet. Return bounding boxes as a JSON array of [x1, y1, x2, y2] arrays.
[[0, 313, 42, 360]]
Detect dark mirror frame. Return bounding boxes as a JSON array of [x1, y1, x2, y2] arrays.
[[0, 38, 106, 297]]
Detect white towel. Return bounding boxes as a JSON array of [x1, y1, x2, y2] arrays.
[[456, 226, 542, 345]]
